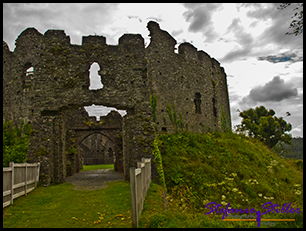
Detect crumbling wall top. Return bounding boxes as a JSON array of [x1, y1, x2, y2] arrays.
[[82, 35, 106, 46], [178, 42, 198, 61], [3, 41, 10, 53], [44, 29, 70, 44], [146, 21, 176, 52], [119, 34, 144, 48]]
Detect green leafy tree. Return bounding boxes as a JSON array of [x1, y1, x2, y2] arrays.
[[235, 106, 292, 149], [278, 3, 303, 36], [3, 119, 31, 167]]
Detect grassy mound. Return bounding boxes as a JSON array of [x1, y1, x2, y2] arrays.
[[141, 131, 303, 228]]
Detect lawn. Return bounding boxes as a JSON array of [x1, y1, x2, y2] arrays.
[[80, 164, 114, 171], [3, 181, 132, 228]]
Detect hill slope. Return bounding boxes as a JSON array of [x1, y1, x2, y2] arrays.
[[141, 131, 303, 228]]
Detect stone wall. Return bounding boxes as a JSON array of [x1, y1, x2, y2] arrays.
[[146, 21, 231, 134], [3, 21, 231, 186]]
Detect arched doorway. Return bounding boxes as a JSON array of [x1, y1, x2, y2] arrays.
[[79, 132, 114, 166]]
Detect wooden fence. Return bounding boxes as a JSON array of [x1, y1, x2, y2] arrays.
[[3, 162, 40, 208], [130, 158, 151, 228]]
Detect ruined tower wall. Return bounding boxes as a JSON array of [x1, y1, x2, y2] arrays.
[[146, 21, 231, 133]]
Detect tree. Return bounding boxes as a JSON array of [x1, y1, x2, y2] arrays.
[[235, 106, 292, 149], [278, 3, 303, 36], [3, 119, 32, 167]]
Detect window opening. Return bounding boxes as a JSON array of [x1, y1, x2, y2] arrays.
[[212, 97, 217, 117], [194, 92, 202, 114], [89, 62, 103, 90], [84, 104, 127, 121], [23, 63, 34, 89], [26, 67, 34, 76]]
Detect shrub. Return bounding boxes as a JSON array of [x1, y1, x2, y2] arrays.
[[3, 119, 31, 166]]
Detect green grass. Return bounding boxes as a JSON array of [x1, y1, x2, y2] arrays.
[[3, 181, 132, 228], [140, 131, 303, 228], [3, 131, 303, 228], [80, 164, 114, 171]]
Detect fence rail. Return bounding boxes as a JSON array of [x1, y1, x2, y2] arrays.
[[3, 162, 40, 208], [130, 158, 151, 228]]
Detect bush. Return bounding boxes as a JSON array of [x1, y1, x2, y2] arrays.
[[3, 119, 31, 167]]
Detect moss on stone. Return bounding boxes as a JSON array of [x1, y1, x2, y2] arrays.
[[36, 147, 49, 157]]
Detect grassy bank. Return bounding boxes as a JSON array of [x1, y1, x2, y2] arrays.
[[3, 132, 303, 228], [141, 131, 303, 228]]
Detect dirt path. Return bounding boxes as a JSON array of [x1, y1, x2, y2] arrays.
[[65, 168, 125, 191]]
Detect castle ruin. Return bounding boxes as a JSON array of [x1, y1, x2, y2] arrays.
[[3, 21, 231, 186]]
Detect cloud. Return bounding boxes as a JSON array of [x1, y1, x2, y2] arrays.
[[171, 29, 184, 37], [219, 3, 303, 63], [219, 16, 255, 63], [246, 76, 298, 102], [3, 3, 120, 49], [127, 15, 142, 23], [244, 3, 303, 48], [182, 3, 222, 42], [258, 50, 303, 63], [146, 16, 163, 23]]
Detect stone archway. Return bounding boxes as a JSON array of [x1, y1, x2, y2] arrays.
[[64, 107, 123, 178], [77, 131, 116, 168]]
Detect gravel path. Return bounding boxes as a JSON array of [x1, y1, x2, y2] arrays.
[[65, 168, 125, 191]]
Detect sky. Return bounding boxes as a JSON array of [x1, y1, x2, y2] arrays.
[[3, 3, 303, 137]]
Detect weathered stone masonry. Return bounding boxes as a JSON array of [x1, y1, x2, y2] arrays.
[[3, 21, 231, 186]]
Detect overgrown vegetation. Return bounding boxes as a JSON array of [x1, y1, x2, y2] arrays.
[[166, 104, 186, 134], [141, 131, 303, 228], [3, 131, 303, 227], [150, 94, 166, 188], [3, 119, 32, 167]]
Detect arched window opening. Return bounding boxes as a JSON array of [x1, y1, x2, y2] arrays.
[[89, 62, 103, 90], [23, 63, 34, 89], [26, 66, 34, 76]]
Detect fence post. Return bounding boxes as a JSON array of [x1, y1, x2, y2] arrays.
[[141, 158, 147, 194], [36, 162, 40, 187], [137, 161, 145, 209], [9, 162, 14, 205], [130, 167, 138, 228], [25, 162, 27, 196], [130, 158, 152, 228]]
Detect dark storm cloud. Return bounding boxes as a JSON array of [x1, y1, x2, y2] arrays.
[[182, 3, 222, 42], [247, 76, 298, 102]]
